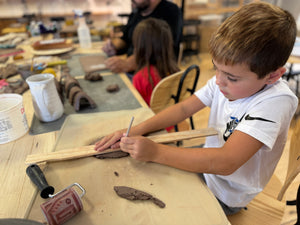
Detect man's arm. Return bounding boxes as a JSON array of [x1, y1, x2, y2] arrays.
[[105, 54, 137, 73], [132, 95, 206, 136]]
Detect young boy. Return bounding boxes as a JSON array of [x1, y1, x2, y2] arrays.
[[95, 2, 298, 215]]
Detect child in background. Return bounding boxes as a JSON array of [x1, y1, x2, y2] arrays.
[[95, 2, 298, 215], [132, 18, 179, 105]]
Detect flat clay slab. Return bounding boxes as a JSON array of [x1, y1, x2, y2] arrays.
[[79, 54, 108, 73]]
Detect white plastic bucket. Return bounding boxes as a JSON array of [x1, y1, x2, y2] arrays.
[[0, 94, 29, 144]]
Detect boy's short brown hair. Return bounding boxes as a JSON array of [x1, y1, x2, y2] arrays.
[[209, 2, 296, 78]]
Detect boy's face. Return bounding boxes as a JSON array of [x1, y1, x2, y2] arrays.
[[213, 60, 270, 101]]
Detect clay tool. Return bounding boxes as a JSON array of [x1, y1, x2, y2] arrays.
[[125, 116, 134, 137], [26, 164, 55, 199], [26, 164, 86, 225]]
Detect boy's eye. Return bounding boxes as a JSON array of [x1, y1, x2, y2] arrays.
[[227, 76, 238, 82]]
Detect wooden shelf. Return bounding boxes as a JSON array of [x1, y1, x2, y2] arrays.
[[180, 0, 253, 20]]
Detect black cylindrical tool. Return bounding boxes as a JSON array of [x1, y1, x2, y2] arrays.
[[26, 164, 55, 199]]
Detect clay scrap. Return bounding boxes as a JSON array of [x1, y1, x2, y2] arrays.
[[88, 137, 129, 159], [114, 186, 166, 208], [106, 84, 119, 93], [0, 79, 28, 95], [94, 151, 129, 159], [85, 72, 103, 81], [0, 63, 18, 79]]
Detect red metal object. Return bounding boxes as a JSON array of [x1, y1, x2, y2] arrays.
[[41, 187, 83, 225]]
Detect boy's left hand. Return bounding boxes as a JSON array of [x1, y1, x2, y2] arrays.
[[120, 136, 158, 162]]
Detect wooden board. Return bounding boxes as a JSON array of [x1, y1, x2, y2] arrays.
[[78, 54, 108, 73], [26, 108, 229, 225], [31, 47, 74, 56], [25, 128, 218, 164]]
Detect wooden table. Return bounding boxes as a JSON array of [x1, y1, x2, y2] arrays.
[[0, 40, 230, 225], [288, 55, 300, 64], [0, 40, 146, 218]]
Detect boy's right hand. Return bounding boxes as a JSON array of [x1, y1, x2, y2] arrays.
[[94, 130, 125, 152]]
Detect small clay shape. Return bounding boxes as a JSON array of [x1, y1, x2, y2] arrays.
[[85, 72, 103, 81], [0, 56, 8, 63], [0, 63, 18, 79], [106, 84, 119, 93], [13, 81, 29, 95], [0, 85, 13, 93]]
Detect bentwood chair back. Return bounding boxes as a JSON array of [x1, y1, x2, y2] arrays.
[[228, 117, 300, 225], [150, 64, 200, 132]]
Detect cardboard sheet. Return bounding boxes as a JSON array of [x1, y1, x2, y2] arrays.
[[27, 108, 229, 225]]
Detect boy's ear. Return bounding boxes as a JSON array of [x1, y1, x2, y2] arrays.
[[266, 67, 286, 84]]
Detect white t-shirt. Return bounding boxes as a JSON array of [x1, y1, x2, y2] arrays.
[[194, 76, 298, 207]]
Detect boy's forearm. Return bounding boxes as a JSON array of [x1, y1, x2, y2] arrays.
[[152, 144, 234, 175], [152, 130, 264, 175], [151, 144, 215, 173], [131, 95, 205, 136], [130, 103, 188, 136]]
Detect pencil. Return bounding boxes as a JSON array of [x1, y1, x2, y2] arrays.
[[125, 116, 134, 137]]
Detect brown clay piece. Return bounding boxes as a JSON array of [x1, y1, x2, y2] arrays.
[[0, 63, 18, 79], [13, 81, 29, 94], [106, 84, 120, 93], [85, 72, 103, 81], [0, 79, 29, 95], [94, 151, 129, 159], [0, 56, 8, 63], [64, 75, 80, 98], [68, 86, 82, 105], [73, 91, 97, 111], [114, 186, 166, 208]]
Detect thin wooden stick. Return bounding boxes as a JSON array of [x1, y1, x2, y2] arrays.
[[25, 128, 217, 165]]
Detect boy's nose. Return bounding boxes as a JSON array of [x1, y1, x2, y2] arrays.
[[215, 73, 226, 87]]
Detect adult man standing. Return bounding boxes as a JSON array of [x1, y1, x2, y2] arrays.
[[102, 0, 183, 75]]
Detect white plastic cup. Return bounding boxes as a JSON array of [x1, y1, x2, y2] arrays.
[[26, 74, 64, 122], [0, 94, 29, 144]]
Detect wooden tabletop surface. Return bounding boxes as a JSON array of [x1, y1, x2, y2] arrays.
[[0, 38, 230, 224]]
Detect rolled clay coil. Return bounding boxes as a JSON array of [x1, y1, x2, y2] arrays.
[[73, 91, 97, 111]]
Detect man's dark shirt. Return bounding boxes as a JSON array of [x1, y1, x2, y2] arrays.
[[120, 0, 183, 58]]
